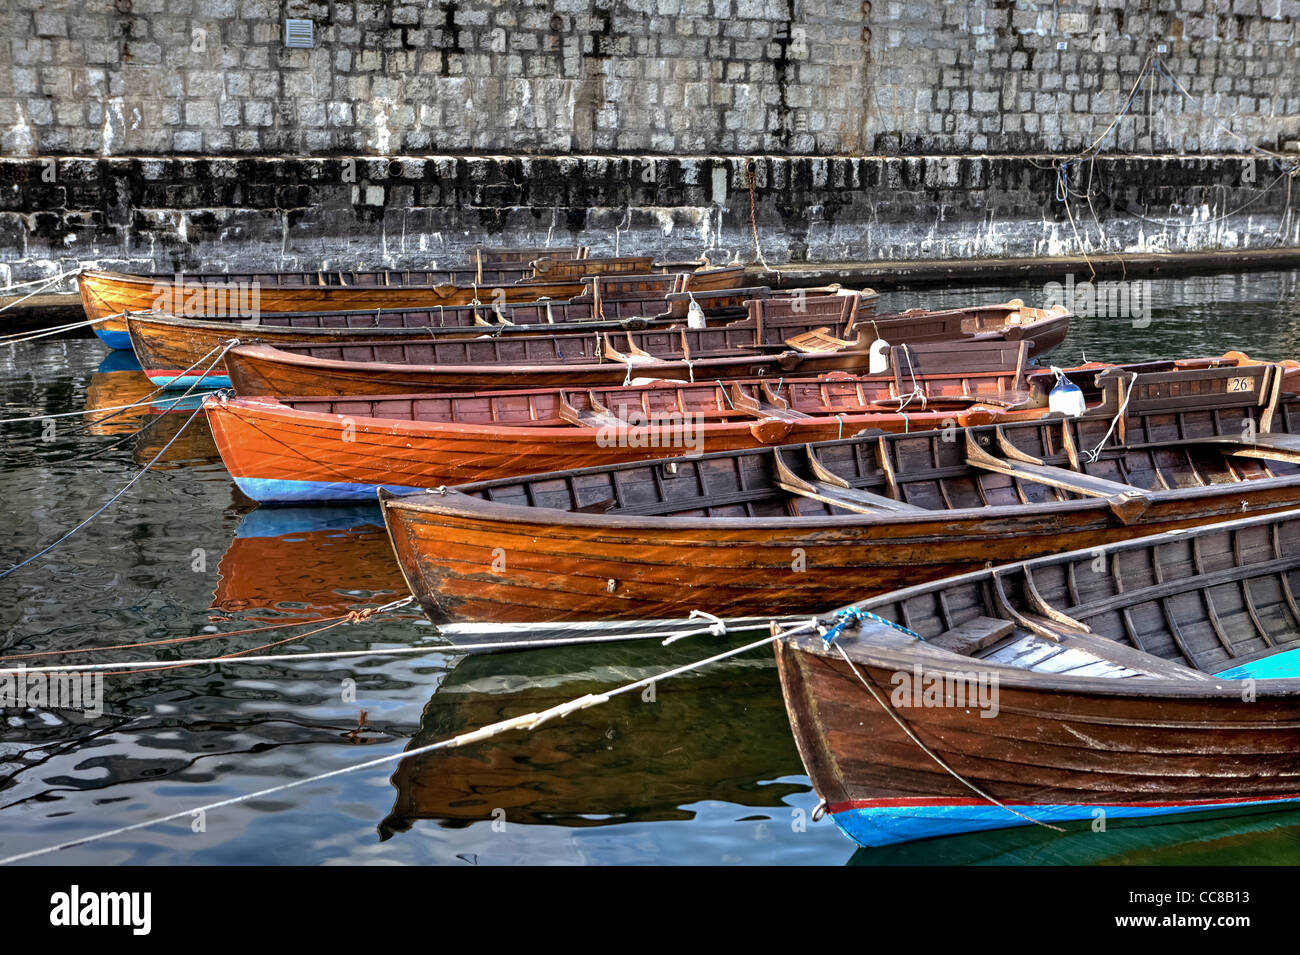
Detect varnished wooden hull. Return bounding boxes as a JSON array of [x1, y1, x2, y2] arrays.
[[219, 300, 1071, 397], [222, 342, 879, 397], [78, 270, 588, 349], [378, 367, 1300, 623], [122, 298, 777, 389], [204, 386, 1028, 504], [774, 635, 1300, 846], [775, 508, 1300, 845], [206, 352, 1296, 503], [382, 491, 1300, 624]]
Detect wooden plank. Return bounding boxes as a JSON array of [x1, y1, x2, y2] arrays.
[[967, 437, 1147, 499], [772, 447, 926, 514], [728, 383, 811, 422], [556, 394, 625, 430], [1053, 632, 1217, 681], [927, 615, 1015, 655]]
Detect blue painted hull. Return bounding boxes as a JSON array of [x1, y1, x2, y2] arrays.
[[94, 325, 134, 350], [232, 476, 427, 505], [831, 795, 1300, 847], [146, 372, 233, 390]]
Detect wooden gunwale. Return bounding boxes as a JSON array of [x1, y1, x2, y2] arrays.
[[781, 630, 1300, 700]]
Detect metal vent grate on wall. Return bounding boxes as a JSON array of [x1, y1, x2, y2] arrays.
[[285, 19, 314, 48]]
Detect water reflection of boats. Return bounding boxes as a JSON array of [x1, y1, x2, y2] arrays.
[[86, 351, 152, 434], [380, 638, 806, 838], [86, 351, 221, 465], [213, 505, 407, 620], [849, 805, 1300, 866]]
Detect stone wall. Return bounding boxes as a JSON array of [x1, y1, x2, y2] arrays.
[[3, 0, 1299, 157], [4, 153, 1296, 281], [3, 0, 1300, 278]]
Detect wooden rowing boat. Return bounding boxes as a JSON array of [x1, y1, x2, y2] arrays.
[[217, 299, 1069, 395], [206, 339, 1041, 502], [210, 349, 1289, 504], [213, 292, 865, 393], [381, 638, 800, 835], [774, 508, 1300, 847], [79, 256, 750, 349], [379, 362, 1300, 625], [121, 280, 806, 388], [79, 268, 584, 348]]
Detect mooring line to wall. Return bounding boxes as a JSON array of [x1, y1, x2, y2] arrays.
[[0, 336, 227, 429], [0, 617, 814, 865], [0, 402, 205, 579], [1042, 51, 1300, 269], [0, 315, 112, 347], [0, 391, 218, 427], [0, 268, 85, 293], [0, 612, 398, 663], [0, 267, 85, 318], [0, 608, 772, 673], [0, 340, 238, 579]]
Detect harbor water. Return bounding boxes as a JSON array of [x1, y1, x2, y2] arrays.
[[4, 270, 1300, 865]]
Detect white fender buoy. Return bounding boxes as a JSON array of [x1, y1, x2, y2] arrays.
[[868, 338, 890, 375]]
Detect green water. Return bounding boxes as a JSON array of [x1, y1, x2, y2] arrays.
[[2, 269, 1300, 865]]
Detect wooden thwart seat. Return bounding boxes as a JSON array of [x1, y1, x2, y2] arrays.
[[773, 446, 925, 514], [728, 382, 812, 422], [557, 392, 626, 430], [1053, 632, 1217, 681], [1206, 431, 1300, 465], [928, 615, 1015, 655], [965, 431, 1146, 499], [782, 327, 861, 354]]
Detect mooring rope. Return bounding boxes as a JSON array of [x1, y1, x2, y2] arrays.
[[0, 314, 116, 347], [0, 267, 85, 293], [0, 607, 795, 673], [0, 617, 818, 864], [1082, 371, 1137, 463], [0, 335, 229, 429], [0, 613, 391, 663], [0, 598, 418, 677], [0, 401, 205, 579], [0, 391, 218, 427], [0, 340, 238, 579], [745, 159, 772, 271], [830, 642, 1066, 833], [0, 266, 84, 317], [1044, 51, 1300, 266]]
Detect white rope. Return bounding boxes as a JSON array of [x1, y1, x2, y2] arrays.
[[662, 609, 727, 645], [0, 335, 228, 427], [0, 391, 218, 426], [0, 617, 818, 864], [0, 267, 84, 316], [0, 315, 114, 347], [0, 340, 238, 579], [0, 607, 770, 674], [0, 266, 84, 292], [1082, 371, 1137, 463]]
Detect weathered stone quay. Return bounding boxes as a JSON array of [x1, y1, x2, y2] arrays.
[[2, 0, 1299, 281]]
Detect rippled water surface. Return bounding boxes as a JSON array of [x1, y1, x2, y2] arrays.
[[3, 270, 1300, 865]]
